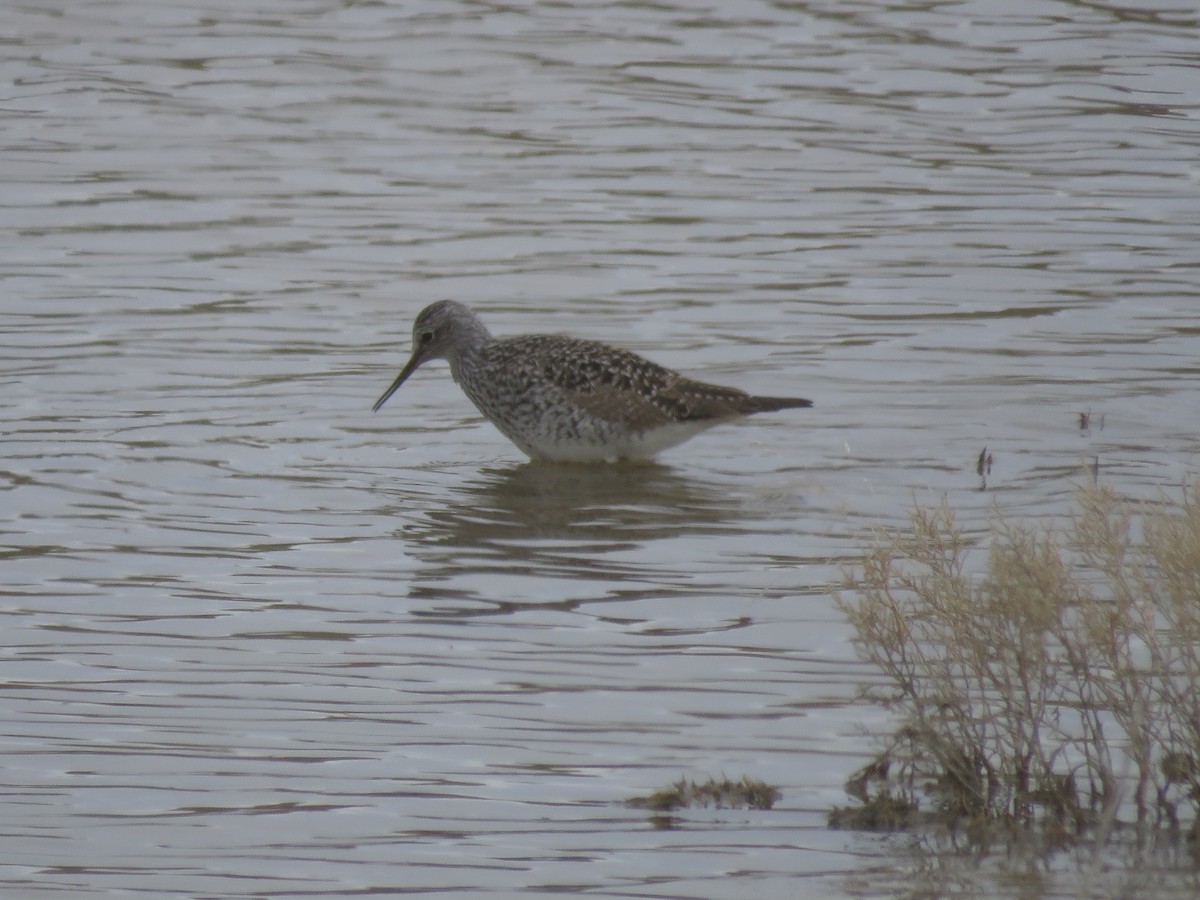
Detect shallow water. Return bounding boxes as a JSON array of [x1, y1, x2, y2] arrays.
[[3, 0, 1200, 897]]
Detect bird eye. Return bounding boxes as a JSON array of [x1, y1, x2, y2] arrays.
[[419, 330, 435, 346]]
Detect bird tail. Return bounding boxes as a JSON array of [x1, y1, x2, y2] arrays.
[[745, 395, 813, 413]]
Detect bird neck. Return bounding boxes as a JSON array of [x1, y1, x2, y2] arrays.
[[446, 327, 492, 386]]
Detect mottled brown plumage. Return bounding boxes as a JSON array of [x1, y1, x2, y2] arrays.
[[373, 300, 811, 461]]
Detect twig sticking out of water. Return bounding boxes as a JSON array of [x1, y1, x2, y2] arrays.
[[976, 447, 994, 490]]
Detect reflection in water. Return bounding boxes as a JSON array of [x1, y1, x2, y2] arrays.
[[392, 461, 765, 617], [427, 461, 738, 543]]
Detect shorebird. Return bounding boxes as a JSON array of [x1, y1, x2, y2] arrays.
[[372, 300, 812, 462]]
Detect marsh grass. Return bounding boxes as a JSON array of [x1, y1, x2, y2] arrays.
[[627, 776, 781, 812], [832, 484, 1200, 847]]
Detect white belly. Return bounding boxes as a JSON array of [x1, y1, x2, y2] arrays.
[[511, 421, 718, 462]]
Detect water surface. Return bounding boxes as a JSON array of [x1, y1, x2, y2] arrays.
[[3, 1, 1199, 897]]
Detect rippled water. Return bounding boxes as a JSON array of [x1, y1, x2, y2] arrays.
[[4, 1, 1200, 897]]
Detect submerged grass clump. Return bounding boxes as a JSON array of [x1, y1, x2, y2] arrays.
[[627, 776, 781, 812], [832, 484, 1200, 847]]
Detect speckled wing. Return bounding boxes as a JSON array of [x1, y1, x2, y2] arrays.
[[498, 335, 762, 430]]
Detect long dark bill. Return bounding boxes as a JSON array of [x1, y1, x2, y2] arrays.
[[371, 352, 423, 412]]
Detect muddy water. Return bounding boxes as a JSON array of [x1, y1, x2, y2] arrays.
[[3, 1, 1199, 897]]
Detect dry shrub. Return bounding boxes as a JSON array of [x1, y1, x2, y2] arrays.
[[834, 484, 1200, 843]]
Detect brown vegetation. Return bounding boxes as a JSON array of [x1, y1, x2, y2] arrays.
[[627, 776, 781, 812], [831, 484, 1200, 848]]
